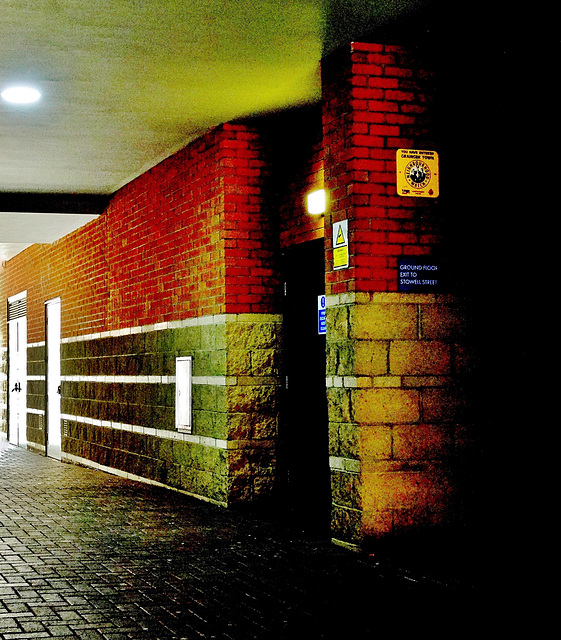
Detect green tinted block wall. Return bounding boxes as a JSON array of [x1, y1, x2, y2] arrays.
[[60, 314, 282, 506]]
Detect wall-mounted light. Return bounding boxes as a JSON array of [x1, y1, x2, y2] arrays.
[[306, 188, 326, 215], [1, 86, 41, 104]]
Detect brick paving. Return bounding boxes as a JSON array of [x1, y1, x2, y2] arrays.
[[0, 442, 485, 639]]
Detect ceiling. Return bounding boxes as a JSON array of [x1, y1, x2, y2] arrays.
[[0, 0, 443, 261]]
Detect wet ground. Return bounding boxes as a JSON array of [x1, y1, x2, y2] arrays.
[[0, 442, 488, 638]]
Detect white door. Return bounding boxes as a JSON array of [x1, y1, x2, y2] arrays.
[[46, 298, 62, 460], [8, 294, 27, 448]]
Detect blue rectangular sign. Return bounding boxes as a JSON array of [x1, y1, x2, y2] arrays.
[[318, 295, 327, 335], [397, 257, 440, 293]]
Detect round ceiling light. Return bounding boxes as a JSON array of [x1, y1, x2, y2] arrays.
[[1, 86, 41, 104]]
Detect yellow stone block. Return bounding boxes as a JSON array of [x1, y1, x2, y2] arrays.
[[362, 508, 394, 536], [361, 463, 445, 514], [392, 424, 451, 460], [352, 388, 419, 424], [420, 303, 466, 340], [359, 425, 392, 461], [390, 340, 450, 376], [361, 467, 425, 512], [354, 340, 388, 376], [421, 388, 468, 422], [350, 303, 417, 340]]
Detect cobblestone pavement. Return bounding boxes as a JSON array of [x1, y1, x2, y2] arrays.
[[0, 442, 486, 639]]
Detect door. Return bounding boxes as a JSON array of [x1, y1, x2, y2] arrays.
[[281, 239, 330, 533], [7, 292, 27, 448], [46, 298, 62, 460]]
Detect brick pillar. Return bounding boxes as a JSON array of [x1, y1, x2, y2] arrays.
[[322, 43, 476, 547]]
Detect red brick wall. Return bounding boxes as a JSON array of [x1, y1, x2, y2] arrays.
[[221, 123, 280, 314], [322, 42, 441, 295], [0, 122, 280, 344], [1, 42, 443, 342], [1, 245, 52, 343], [252, 107, 325, 250], [0, 214, 109, 344], [105, 131, 224, 327], [279, 137, 324, 248]]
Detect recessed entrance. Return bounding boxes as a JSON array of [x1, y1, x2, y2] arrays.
[[281, 238, 330, 533]]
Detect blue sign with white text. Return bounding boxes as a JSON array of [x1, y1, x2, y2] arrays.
[[318, 295, 327, 335], [397, 257, 441, 292]]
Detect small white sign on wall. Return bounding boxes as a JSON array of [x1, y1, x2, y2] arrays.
[[175, 356, 192, 434]]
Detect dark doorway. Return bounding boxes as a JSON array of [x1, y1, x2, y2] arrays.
[[280, 238, 330, 534]]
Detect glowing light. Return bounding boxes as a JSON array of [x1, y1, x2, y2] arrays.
[[1, 86, 41, 104], [306, 188, 326, 214]]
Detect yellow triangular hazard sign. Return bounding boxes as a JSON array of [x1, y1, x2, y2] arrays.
[[335, 226, 345, 246]]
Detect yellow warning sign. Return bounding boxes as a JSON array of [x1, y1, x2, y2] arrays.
[[396, 149, 439, 198], [333, 219, 349, 270], [335, 226, 345, 246]]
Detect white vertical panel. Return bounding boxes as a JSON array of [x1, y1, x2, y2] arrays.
[[8, 291, 27, 448], [175, 357, 192, 433], [46, 298, 62, 460], [8, 316, 27, 447]]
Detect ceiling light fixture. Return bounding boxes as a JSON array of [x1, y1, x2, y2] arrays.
[[1, 86, 41, 104]]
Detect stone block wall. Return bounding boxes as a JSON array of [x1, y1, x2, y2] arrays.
[[59, 314, 282, 506], [26, 343, 46, 453], [327, 292, 475, 544], [0, 347, 6, 441]]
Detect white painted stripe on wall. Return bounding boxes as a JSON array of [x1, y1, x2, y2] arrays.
[[60, 452, 228, 508], [192, 376, 237, 386], [329, 456, 361, 474], [60, 312, 282, 344], [27, 442, 46, 454], [60, 413, 228, 450], [326, 375, 402, 389], [59, 375, 240, 386], [60, 375, 176, 384], [26, 408, 45, 415]]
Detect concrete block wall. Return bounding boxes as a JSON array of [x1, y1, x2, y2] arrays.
[[59, 314, 281, 505], [327, 292, 475, 543], [0, 347, 5, 433], [26, 343, 46, 453]]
